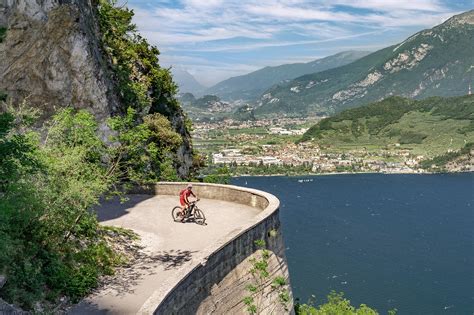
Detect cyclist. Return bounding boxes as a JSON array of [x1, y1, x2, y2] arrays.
[[179, 184, 197, 221]]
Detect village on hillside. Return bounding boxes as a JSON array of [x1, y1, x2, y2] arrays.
[[193, 118, 474, 175]]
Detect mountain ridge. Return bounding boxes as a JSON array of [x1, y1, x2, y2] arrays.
[[172, 68, 207, 96], [256, 10, 474, 117], [206, 50, 371, 101]]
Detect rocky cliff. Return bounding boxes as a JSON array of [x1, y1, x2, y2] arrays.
[[0, 0, 194, 177], [0, 0, 119, 122]]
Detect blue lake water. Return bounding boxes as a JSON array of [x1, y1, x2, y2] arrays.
[[232, 173, 474, 315]]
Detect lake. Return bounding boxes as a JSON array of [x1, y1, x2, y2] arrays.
[[232, 173, 474, 315]]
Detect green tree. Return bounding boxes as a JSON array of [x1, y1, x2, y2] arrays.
[[107, 107, 182, 184], [0, 108, 122, 308], [97, 0, 195, 179], [295, 291, 396, 315]]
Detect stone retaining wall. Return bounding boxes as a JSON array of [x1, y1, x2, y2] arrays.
[[133, 182, 294, 315]]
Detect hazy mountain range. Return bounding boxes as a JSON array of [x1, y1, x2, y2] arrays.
[[172, 51, 370, 99], [171, 68, 207, 96], [204, 50, 371, 101]]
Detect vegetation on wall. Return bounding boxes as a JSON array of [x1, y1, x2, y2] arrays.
[[243, 239, 290, 314]]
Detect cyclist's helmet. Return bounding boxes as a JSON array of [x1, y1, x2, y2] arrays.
[[187, 183, 193, 189]]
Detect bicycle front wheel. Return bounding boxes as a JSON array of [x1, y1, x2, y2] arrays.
[[194, 208, 206, 225], [172, 206, 182, 222]]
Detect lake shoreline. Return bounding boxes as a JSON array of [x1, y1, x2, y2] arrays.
[[231, 169, 473, 178]]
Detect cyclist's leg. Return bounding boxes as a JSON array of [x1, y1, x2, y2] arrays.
[[181, 204, 189, 221], [186, 204, 192, 217], [179, 200, 186, 218]]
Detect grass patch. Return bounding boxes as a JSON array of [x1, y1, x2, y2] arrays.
[[399, 131, 427, 144]]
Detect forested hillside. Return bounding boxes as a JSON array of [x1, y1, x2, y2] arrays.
[[300, 95, 474, 158]]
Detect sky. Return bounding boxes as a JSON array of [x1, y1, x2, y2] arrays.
[[127, 0, 473, 86]]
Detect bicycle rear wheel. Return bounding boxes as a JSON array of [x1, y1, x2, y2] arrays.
[[172, 206, 182, 222], [194, 208, 206, 225]]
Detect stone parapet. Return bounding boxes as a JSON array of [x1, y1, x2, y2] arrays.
[[133, 182, 293, 315]]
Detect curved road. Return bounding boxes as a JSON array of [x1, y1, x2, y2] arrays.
[[68, 194, 259, 314]]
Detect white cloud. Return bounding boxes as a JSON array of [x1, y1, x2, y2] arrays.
[[127, 0, 462, 83], [333, 0, 446, 12], [164, 30, 384, 53]]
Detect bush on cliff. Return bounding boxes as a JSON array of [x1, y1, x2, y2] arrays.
[[0, 27, 6, 43], [97, 0, 196, 180], [107, 107, 182, 183], [0, 108, 127, 309]]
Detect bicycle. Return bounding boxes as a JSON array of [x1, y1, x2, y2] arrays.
[[172, 199, 206, 225]]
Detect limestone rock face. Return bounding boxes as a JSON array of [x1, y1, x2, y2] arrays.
[[0, 0, 119, 122], [0, 0, 194, 177]]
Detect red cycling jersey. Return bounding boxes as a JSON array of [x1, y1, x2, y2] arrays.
[[179, 189, 195, 206]]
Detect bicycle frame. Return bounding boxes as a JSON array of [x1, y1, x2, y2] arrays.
[[186, 201, 197, 217]]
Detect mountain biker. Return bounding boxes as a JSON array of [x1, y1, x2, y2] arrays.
[[179, 184, 197, 221]]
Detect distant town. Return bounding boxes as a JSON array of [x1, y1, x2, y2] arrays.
[[193, 118, 473, 175]]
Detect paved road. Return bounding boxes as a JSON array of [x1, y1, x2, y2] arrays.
[[68, 195, 259, 314]]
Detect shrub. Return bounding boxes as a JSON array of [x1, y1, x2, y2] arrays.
[[294, 291, 389, 315], [399, 131, 427, 144], [0, 109, 123, 309], [0, 27, 6, 43]]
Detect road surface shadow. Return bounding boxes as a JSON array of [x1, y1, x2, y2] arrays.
[[68, 301, 110, 315], [67, 249, 197, 314], [77, 248, 197, 299], [95, 194, 154, 222], [154, 249, 197, 270]]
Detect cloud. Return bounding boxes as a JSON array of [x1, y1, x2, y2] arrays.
[[333, 0, 446, 12], [162, 30, 385, 53], [127, 0, 465, 84]]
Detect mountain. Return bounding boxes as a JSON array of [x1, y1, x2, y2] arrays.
[[177, 93, 238, 121], [171, 68, 207, 96], [257, 10, 474, 117], [300, 95, 474, 158], [206, 51, 371, 101]]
